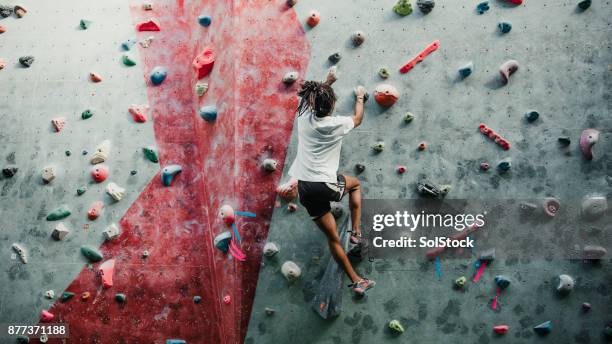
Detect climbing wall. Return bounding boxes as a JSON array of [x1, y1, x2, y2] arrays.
[[247, 1, 611, 343]]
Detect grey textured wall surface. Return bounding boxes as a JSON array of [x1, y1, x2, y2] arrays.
[[0, 0, 157, 324], [247, 1, 611, 343]]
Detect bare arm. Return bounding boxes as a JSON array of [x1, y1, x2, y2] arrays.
[[353, 86, 366, 128]]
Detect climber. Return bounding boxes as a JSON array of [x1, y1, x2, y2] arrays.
[[288, 69, 375, 296]]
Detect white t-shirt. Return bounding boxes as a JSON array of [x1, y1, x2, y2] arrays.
[[288, 113, 355, 183]]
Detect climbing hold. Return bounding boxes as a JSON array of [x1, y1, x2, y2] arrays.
[[557, 137, 571, 147], [306, 10, 320, 27], [51, 117, 67, 132], [374, 84, 399, 107], [0, 5, 13, 17], [418, 142, 427, 151], [193, 47, 215, 79], [263, 158, 278, 172], [223, 295, 231, 304], [122, 54, 137, 66], [480, 124, 510, 150], [219, 204, 235, 226], [506, 0, 523, 4], [582, 302, 592, 312], [404, 112, 414, 123], [81, 109, 94, 120], [161, 165, 182, 186], [115, 293, 127, 303], [287, 203, 298, 212], [455, 276, 467, 288], [52, 222, 70, 240], [99, 259, 115, 288], [579, 129, 600, 160], [330, 202, 343, 218], [265, 307, 275, 316], [106, 182, 126, 201], [582, 245, 607, 260], [42, 166, 56, 183], [417, 180, 441, 197], [0, 25, 5, 33], [103, 223, 121, 241], [498, 22, 512, 34], [143, 146, 159, 163], [82, 291, 91, 301], [556, 274, 574, 294], [44, 290, 55, 299], [130, 170, 137, 175], [40, 310, 54, 323], [91, 164, 109, 183], [499, 60, 519, 84], [121, 38, 137, 51], [440, 185, 452, 195], [397, 165, 407, 174], [494, 275, 511, 289], [372, 141, 385, 153], [519, 202, 537, 214], [2, 167, 17, 178], [167, 340, 187, 344], [351, 31, 365, 46], [81, 245, 104, 262], [80, 19, 92, 30], [142, 250, 150, 258], [543, 197, 560, 217], [90, 72, 102, 82], [493, 325, 509, 335], [0, 58, 5, 70], [136, 19, 160, 31], [476, 1, 490, 14], [142, 3, 153, 10], [417, 0, 435, 14], [399, 40, 440, 74], [286, 0, 298, 7], [263, 242, 279, 257], [195, 81, 209, 96], [393, 0, 413, 16], [525, 110, 539, 122], [577, 0, 591, 10], [480, 162, 490, 171], [47, 205, 71, 221], [605, 323, 612, 338], [150, 66, 167, 85], [388, 319, 405, 333], [60, 291, 75, 302], [283, 71, 299, 84], [497, 158, 511, 172], [479, 248, 496, 262], [581, 196, 607, 219], [199, 105, 218, 122], [328, 52, 342, 64], [129, 105, 148, 123], [14, 5, 26, 18], [281, 261, 302, 281], [12, 243, 27, 263], [378, 67, 390, 79], [91, 140, 111, 164], [458, 62, 473, 78], [355, 163, 366, 174], [193, 295, 202, 304], [140, 36, 154, 48], [533, 321, 552, 335], [214, 231, 232, 252], [198, 15, 212, 27]]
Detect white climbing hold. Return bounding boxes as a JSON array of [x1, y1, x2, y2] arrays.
[[139, 36, 154, 48], [91, 140, 111, 164], [281, 261, 301, 281], [142, 3, 153, 10], [44, 290, 55, 299], [263, 158, 278, 172], [106, 182, 126, 201], [263, 242, 279, 257], [283, 71, 299, 84], [51, 222, 70, 240], [581, 196, 607, 220], [195, 81, 209, 96], [12, 243, 27, 263], [42, 166, 56, 184], [556, 274, 575, 293], [103, 223, 121, 241], [582, 245, 607, 260]]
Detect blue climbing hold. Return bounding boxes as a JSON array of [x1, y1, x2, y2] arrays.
[[150, 66, 167, 85], [166, 340, 187, 344], [458, 62, 473, 78], [533, 321, 552, 335], [476, 1, 489, 14], [494, 275, 511, 289], [497, 158, 511, 172], [525, 110, 539, 123], [161, 164, 182, 186], [121, 38, 137, 51], [214, 231, 232, 252], [498, 22, 512, 34], [199, 105, 218, 122], [198, 15, 212, 27]]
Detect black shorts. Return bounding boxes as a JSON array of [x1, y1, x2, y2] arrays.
[[298, 174, 347, 220]]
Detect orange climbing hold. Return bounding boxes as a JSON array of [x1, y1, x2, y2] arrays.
[[136, 19, 160, 31], [0, 25, 6, 33], [399, 40, 440, 74], [52, 117, 67, 132], [129, 105, 148, 123], [306, 10, 320, 27], [90, 72, 102, 82], [193, 47, 215, 79], [99, 259, 115, 288], [479, 123, 510, 150]]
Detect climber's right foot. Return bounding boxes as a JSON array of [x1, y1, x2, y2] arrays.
[[350, 278, 376, 296]]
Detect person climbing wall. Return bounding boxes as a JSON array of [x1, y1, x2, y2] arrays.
[[288, 69, 375, 296]]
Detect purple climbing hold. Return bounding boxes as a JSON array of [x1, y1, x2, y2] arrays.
[[161, 164, 182, 186], [579, 129, 599, 160]]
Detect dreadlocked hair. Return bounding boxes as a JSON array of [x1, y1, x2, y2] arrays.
[[297, 80, 337, 117]]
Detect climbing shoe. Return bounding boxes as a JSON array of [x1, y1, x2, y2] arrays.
[[350, 278, 376, 296], [350, 233, 362, 244]]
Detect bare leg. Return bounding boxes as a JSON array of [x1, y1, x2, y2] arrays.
[[342, 175, 361, 235], [314, 212, 361, 283]]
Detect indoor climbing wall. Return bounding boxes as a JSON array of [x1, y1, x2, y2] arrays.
[[247, 1, 611, 344]]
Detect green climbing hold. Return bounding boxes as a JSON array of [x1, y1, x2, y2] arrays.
[[405, 112, 414, 123], [115, 293, 126, 303], [60, 291, 75, 302], [122, 54, 137, 66], [389, 319, 405, 333], [143, 146, 159, 163], [455, 276, 467, 288], [393, 0, 413, 16], [379, 67, 390, 79], [46, 205, 71, 221], [81, 109, 94, 119], [80, 19, 92, 30], [81, 245, 104, 262], [77, 186, 87, 195], [372, 141, 385, 152]]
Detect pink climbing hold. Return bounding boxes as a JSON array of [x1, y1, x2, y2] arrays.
[[374, 84, 399, 107], [499, 60, 519, 84], [223, 295, 231, 304], [88, 201, 104, 220], [479, 124, 510, 150], [128, 105, 148, 123], [52, 117, 67, 132], [193, 47, 215, 79], [40, 310, 54, 322], [579, 129, 600, 160], [91, 164, 109, 183], [99, 259, 115, 288], [494, 325, 509, 334], [90, 72, 102, 82], [399, 40, 440, 74], [397, 166, 407, 174], [219, 205, 235, 226], [480, 162, 490, 171], [136, 19, 160, 31]]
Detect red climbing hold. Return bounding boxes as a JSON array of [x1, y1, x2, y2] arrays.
[[306, 10, 320, 27], [494, 325, 509, 334], [397, 166, 407, 174], [418, 142, 427, 151], [399, 40, 440, 74], [40, 310, 54, 322], [88, 201, 104, 220], [136, 19, 160, 31], [479, 124, 510, 150], [91, 164, 109, 183], [52, 117, 67, 132], [129, 105, 148, 123], [193, 47, 215, 79], [374, 84, 399, 107], [506, 0, 523, 4], [90, 72, 102, 82], [99, 259, 115, 288], [0, 25, 5, 33]]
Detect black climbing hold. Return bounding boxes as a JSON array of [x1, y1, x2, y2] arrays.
[[19, 56, 34, 68], [65, 150, 71, 156], [525, 110, 539, 123], [193, 295, 202, 304], [417, 180, 441, 197], [265, 307, 275, 316], [0, 5, 13, 18], [2, 167, 17, 178], [328, 52, 341, 64], [417, 0, 435, 14], [577, 0, 591, 10], [558, 137, 571, 146], [355, 163, 366, 174], [130, 170, 137, 175], [476, 1, 489, 14], [115, 293, 127, 303]]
